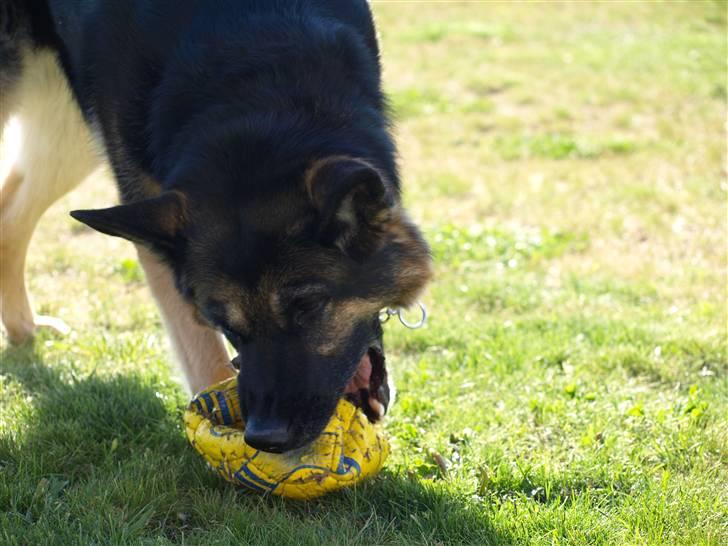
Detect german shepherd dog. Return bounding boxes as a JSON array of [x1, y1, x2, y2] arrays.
[[0, 1, 431, 453]]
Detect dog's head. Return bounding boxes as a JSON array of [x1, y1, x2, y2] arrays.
[[71, 157, 431, 452]]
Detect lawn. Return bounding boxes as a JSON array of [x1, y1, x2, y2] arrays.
[[1, 1, 726, 544]]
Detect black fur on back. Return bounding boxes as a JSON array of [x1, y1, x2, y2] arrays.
[[21, 0, 398, 206]]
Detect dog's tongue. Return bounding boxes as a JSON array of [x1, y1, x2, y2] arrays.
[[345, 352, 372, 393], [344, 351, 386, 420]]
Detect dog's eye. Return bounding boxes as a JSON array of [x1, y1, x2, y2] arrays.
[[291, 296, 328, 326]]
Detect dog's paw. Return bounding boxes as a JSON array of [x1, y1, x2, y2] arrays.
[[34, 315, 72, 336], [4, 315, 71, 345]]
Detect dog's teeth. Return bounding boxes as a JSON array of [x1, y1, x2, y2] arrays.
[[368, 397, 385, 419]]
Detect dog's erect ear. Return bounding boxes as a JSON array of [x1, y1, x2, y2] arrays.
[[305, 157, 396, 257], [70, 191, 187, 256]]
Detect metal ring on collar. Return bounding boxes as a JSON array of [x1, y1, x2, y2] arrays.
[[379, 301, 427, 329]]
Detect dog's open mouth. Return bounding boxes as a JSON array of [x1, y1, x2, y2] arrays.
[[344, 343, 389, 423]]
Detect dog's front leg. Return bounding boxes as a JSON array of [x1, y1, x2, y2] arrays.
[[136, 247, 234, 393]]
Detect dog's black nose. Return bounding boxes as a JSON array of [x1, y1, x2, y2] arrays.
[[244, 416, 292, 453]]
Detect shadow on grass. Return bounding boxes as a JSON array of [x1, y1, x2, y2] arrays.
[[0, 342, 183, 471], [0, 341, 508, 544]]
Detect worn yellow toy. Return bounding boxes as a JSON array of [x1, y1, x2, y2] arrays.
[[184, 376, 389, 500]]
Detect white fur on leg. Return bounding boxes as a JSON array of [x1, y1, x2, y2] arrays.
[[136, 246, 234, 393], [0, 48, 100, 343]]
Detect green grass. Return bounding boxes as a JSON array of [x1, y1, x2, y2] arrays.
[[2, 1, 727, 544]]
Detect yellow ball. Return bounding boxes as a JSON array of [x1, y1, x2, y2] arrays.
[[184, 376, 389, 500]]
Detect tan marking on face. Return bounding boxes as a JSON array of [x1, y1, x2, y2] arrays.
[[268, 290, 286, 329], [192, 276, 252, 332], [382, 210, 434, 307], [224, 303, 248, 332], [315, 298, 381, 356], [253, 271, 287, 329]]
